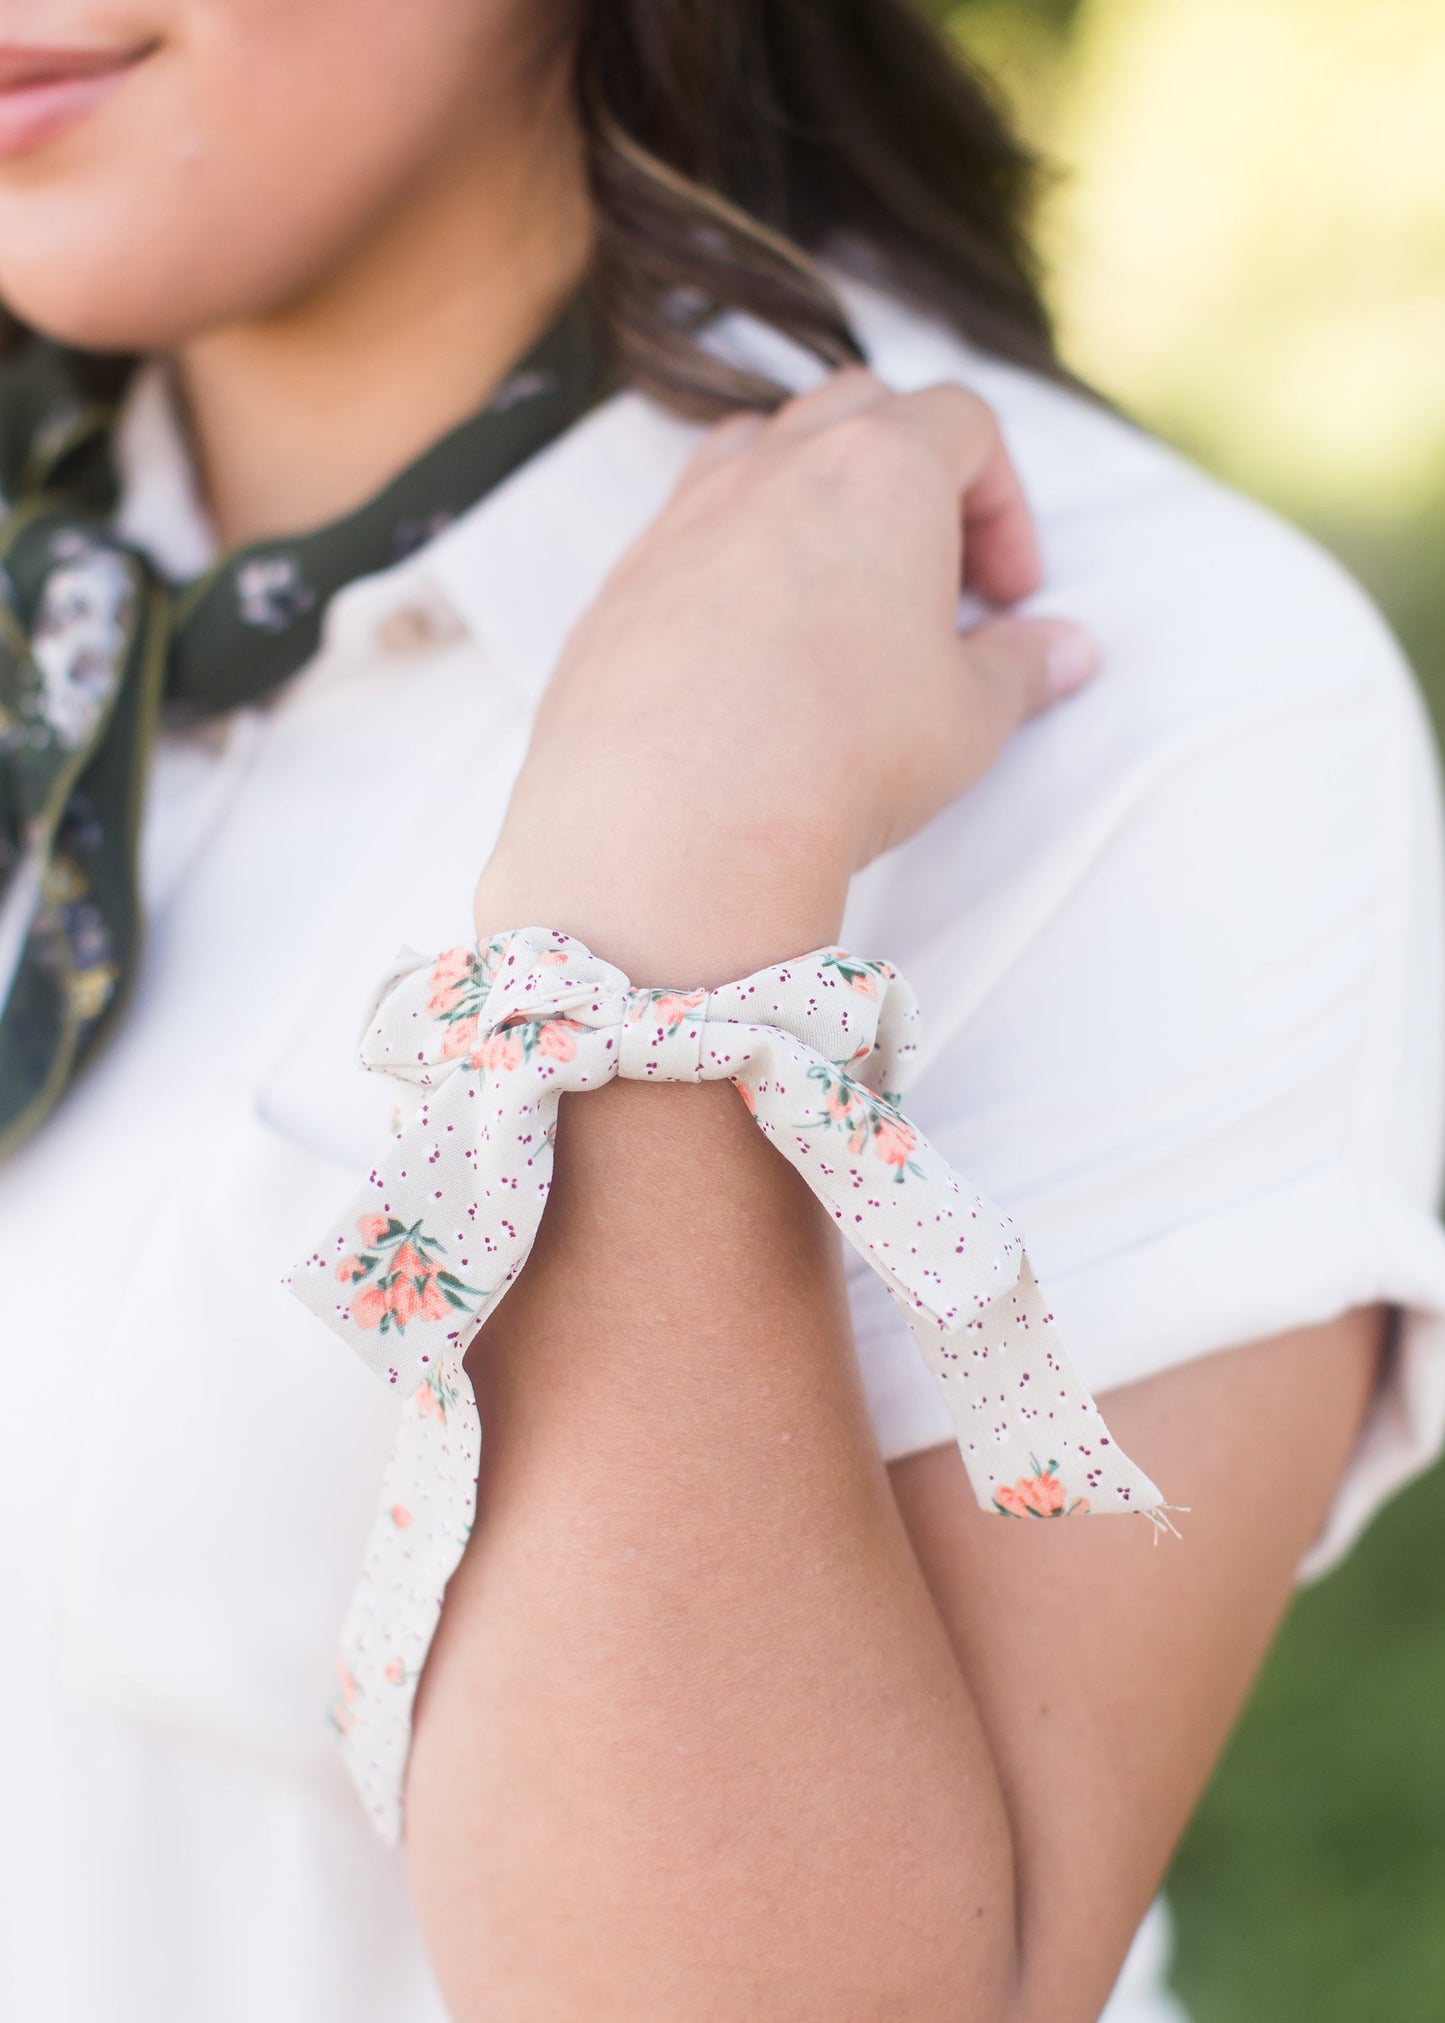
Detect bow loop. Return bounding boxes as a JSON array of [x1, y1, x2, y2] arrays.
[[702, 948, 917, 1099], [355, 948, 467, 1084]]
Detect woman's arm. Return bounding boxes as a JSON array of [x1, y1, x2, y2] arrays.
[[404, 1030, 1383, 2022], [400, 373, 1381, 2018], [890, 1306, 1384, 2023]]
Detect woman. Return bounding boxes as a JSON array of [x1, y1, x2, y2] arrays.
[[1, 3, 1441, 2019]]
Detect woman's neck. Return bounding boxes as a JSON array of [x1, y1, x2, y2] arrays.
[[176, 105, 593, 551]]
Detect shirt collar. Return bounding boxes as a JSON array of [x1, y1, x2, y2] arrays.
[[109, 359, 709, 709], [408, 303, 834, 706], [408, 386, 703, 704], [112, 360, 219, 583], [111, 299, 840, 711]]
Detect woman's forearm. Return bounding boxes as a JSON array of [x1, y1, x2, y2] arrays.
[[402, 856, 1021, 2018]]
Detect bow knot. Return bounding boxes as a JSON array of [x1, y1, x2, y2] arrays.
[[618, 988, 711, 1079]]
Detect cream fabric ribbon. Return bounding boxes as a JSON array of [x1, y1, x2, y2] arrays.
[[289, 926, 1165, 1842]]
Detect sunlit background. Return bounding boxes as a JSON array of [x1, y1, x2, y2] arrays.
[[938, 1, 1445, 2015]]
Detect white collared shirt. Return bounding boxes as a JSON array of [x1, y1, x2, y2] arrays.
[[2, 280, 1442, 2021]]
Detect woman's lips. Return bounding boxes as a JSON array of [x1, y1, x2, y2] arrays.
[[0, 43, 152, 160]]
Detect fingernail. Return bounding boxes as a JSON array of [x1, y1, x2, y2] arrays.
[[1043, 624, 1101, 699]]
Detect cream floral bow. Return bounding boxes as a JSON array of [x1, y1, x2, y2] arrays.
[[289, 926, 1165, 1841]]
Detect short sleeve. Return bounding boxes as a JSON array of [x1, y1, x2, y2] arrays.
[[844, 658, 1445, 1580]]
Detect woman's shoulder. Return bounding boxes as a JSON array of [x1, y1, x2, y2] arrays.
[[838, 273, 1416, 737], [835, 278, 1443, 1091]]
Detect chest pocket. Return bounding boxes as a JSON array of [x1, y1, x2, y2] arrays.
[[60, 1082, 400, 1803]]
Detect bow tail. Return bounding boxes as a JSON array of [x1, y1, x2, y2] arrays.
[[734, 1040, 1164, 1526], [287, 1058, 573, 1388], [330, 1354, 482, 1845], [900, 1260, 1163, 1521], [289, 1057, 579, 1838]]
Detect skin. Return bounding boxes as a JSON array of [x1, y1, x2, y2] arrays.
[[0, 5, 1386, 2017], [0, 0, 589, 539]]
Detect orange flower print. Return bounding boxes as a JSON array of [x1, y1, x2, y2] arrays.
[[429, 945, 502, 1056], [415, 1375, 446, 1421], [872, 1117, 918, 1172], [349, 1284, 392, 1330], [651, 990, 706, 1028], [995, 1476, 1063, 1518], [826, 1084, 856, 1123], [430, 947, 473, 989], [478, 1028, 524, 1073], [389, 1240, 427, 1283], [329, 1652, 360, 1737], [440, 1013, 481, 1061], [536, 1017, 579, 1063], [804, 1063, 921, 1180], [389, 1275, 421, 1326], [390, 1503, 412, 1529], [993, 1458, 1088, 1520], [388, 1265, 450, 1327], [341, 1215, 484, 1336], [821, 951, 889, 998], [383, 1657, 407, 1686], [735, 1081, 756, 1114]]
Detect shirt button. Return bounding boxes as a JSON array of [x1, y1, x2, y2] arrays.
[[375, 600, 461, 656]]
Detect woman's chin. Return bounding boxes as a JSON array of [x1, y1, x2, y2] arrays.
[[0, 231, 247, 355], [0, 184, 372, 356], [0, 273, 175, 354]]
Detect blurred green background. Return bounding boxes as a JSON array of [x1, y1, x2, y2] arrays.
[[937, 1, 1445, 2016]]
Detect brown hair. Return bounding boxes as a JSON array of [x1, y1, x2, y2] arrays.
[[3, 1, 1059, 415], [576, 0, 1059, 416]]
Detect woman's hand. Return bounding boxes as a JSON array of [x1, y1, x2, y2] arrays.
[[476, 368, 1097, 979]]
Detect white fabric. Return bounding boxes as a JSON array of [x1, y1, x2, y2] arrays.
[[0, 277, 1441, 2018], [1100, 1900, 1192, 2023], [288, 928, 1164, 1840]]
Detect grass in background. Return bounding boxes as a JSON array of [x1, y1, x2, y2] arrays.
[[1169, 1441, 1445, 2021]]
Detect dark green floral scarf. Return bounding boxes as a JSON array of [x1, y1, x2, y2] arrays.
[[0, 294, 610, 1161]]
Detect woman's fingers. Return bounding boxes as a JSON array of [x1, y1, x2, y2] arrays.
[[764, 364, 889, 438], [956, 614, 1099, 761], [681, 409, 769, 478], [772, 373, 1040, 605], [879, 386, 1041, 605], [680, 368, 884, 488], [665, 366, 1084, 860]]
